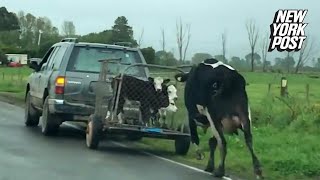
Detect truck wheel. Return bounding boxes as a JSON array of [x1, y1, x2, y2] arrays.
[[41, 97, 60, 136], [86, 115, 103, 149], [175, 124, 191, 155], [25, 92, 40, 127]]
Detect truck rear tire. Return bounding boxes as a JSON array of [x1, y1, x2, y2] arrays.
[[175, 124, 191, 155], [25, 92, 40, 127], [41, 97, 60, 136], [86, 115, 103, 149]]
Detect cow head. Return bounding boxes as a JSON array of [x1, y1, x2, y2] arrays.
[[161, 84, 178, 112], [148, 77, 170, 92], [167, 84, 178, 101]]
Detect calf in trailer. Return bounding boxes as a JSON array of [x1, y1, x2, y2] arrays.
[[150, 84, 178, 127], [111, 75, 171, 125], [175, 58, 263, 179]]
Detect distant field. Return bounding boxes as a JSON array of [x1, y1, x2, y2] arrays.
[[0, 66, 31, 97], [1, 65, 320, 179]]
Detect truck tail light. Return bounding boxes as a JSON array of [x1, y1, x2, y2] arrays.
[[55, 76, 65, 94]]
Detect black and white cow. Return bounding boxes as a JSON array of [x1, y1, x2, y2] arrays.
[[175, 58, 263, 179], [151, 84, 178, 127], [111, 75, 172, 125]]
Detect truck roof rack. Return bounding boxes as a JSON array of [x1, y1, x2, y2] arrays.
[[61, 38, 79, 43], [113, 42, 133, 47]]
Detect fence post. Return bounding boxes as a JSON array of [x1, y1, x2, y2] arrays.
[[268, 83, 271, 94], [280, 77, 288, 97], [306, 84, 309, 103]]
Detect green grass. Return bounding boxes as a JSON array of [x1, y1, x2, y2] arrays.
[[1, 66, 320, 179], [0, 66, 31, 93], [139, 126, 320, 180]]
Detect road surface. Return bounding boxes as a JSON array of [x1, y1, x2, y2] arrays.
[[0, 101, 222, 180]]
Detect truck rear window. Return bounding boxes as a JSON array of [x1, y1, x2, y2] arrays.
[[67, 46, 146, 77]]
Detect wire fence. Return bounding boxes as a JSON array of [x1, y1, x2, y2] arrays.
[[93, 60, 190, 131]]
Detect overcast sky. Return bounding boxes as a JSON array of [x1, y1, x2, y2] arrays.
[[1, 0, 319, 63]]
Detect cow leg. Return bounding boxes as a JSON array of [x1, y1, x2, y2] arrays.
[[243, 122, 263, 179], [215, 127, 227, 177], [204, 108, 226, 177], [140, 102, 151, 126], [116, 97, 125, 124], [150, 110, 155, 126], [188, 114, 204, 160], [160, 110, 167, 128], [204, 137, 217, 172]]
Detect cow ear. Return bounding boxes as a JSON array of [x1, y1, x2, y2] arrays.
[[174, 74, 182, 82], [148, 77, 154, 82], [163, 79, 170, 85]]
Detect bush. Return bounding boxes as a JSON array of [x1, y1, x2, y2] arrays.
[[0, 49, 8, 65], [289, 109, 320, 133], [252, 94, 320, 133]]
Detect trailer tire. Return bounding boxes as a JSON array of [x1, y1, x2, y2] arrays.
[[175, 124, 191, 155], [86, 115, 103, 150]]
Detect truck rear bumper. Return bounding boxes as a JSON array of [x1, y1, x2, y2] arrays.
[[48, 99, 95, 121]]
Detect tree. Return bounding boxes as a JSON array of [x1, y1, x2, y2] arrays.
[[0, 49, 8, 65], [111, 16, 137, 46], [18, 12, 37, 48], [141, 47, 155, 64], [221, 32, 227, 63], [0, 30, 20, 46], [295, 38, 315, 73], [314, 58, 320, 69], [80, 30, 113, 44], [229, 56, 247, 70], [61, 21, 76, 37], [261, 33, 269, 72], [0, 7, 19, 32], [191, 53, 212, 64], [284, 52, 295, 73], [245, 19, 259, 72], [274, 55, 295, 72], [176, 18, 191, 62], [245, 53, 261, 67], [214, 54, 228, 63], [155, 51, 177, 66], [17, 11, 60, 49]]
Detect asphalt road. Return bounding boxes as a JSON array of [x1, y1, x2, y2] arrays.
[[0, 101, 222, 180]]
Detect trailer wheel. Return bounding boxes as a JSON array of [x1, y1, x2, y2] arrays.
[[86, 115, 103, 150], [175, 124, 191, 155]]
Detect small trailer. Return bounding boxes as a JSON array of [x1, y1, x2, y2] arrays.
[[85, 59, 192, 155]]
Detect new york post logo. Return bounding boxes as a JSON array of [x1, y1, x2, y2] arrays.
[[268, 9, 308, 52]]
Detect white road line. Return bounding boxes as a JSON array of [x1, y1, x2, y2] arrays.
[[64, 122, 233, 180], [111, 141, 233, 180]]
